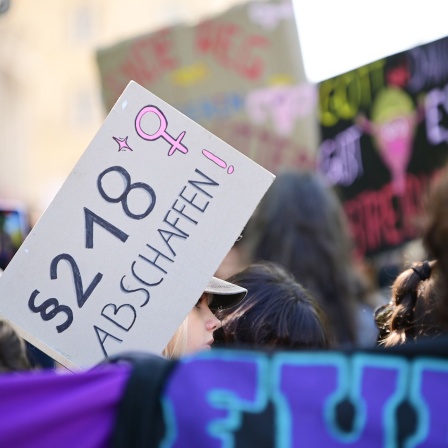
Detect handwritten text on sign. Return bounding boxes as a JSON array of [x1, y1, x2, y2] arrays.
[[0, 81, 274, 369]]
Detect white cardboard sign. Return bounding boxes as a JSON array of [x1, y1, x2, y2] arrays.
[[0, 81, 274, 370]]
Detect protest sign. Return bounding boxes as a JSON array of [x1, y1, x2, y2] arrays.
[[0, 81, 275, 370], [317, 35, 448, 257], [96, 0, 319, 176]]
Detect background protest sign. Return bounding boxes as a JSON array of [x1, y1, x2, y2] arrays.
[[0, 81, 274, 370], [317, 35, 448, 258], [96, 0, 319, 176]]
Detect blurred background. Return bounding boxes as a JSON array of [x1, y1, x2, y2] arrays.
[[1, 0, 448, 284]]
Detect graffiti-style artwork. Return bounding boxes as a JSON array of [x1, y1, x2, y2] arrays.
[[356, 87, 422, 195], [318, 36, 448, 257], [317, 125, 363, 187], [161, 349, 448, 447]]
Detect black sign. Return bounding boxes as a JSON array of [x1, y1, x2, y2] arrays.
[[318, 36, 448, 257]]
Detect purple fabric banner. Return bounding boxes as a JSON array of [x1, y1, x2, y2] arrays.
[[1, 348, 448, 446], [0, 364, 130, 448]]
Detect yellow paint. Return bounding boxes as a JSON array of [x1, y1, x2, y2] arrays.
[[268, 74, 294, 86], [171, 62, 209, 86], [319, 60, 386, 127]]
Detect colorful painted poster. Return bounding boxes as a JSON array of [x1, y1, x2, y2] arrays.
[[0, 81, 274, 370], [96, 0, 319, 176], [317, 36, 448, 257]]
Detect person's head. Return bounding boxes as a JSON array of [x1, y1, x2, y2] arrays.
[[214, 261, 333, 350], [162, 277, 247, 359], [0, 320, 32, 372], [423, 168, 448, 322], [243, 170, 362, 346], [375, 260, 447, 347]]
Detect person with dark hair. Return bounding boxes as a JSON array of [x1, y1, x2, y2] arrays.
[[242, 170, 378, 348], [375, 260, 447, 347], [0, 320, 32, 372], [422, 168, 448, 321], [214, 261, 332, 350], [374, 166, 448, 348]]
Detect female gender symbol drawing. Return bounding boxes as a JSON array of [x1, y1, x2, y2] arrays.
[[135, 105, 189, 156], [134, 104, 234, 174]]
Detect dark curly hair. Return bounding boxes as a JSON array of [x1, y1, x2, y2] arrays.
[[375, 260, 447, 347]]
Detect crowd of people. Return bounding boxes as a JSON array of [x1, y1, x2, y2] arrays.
[[2, 164, 448, 370], [2, 163, 448, 448]]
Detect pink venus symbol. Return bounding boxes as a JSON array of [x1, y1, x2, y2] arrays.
[[135, 105, 188, 156]]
